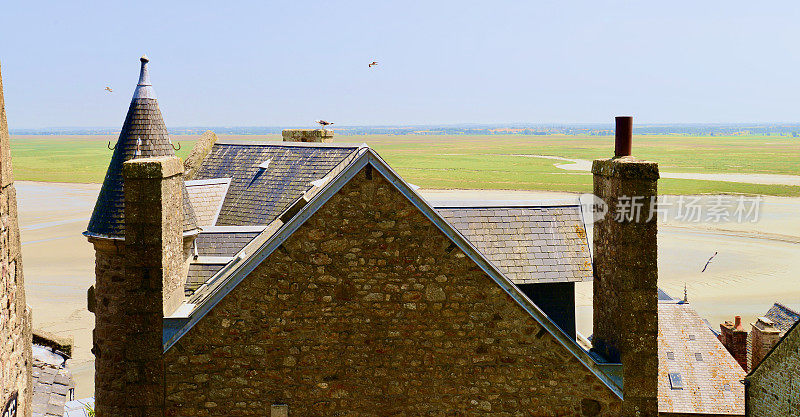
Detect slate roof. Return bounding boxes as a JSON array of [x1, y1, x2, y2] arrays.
[[31, 345, 74, 417], [764, 302, 800, 333], [185, 178, 230, 227], [192, 142, 360, 226], [435, 203, 592, 283], [658, 300, 745, 415], [186, 263, 227, 294], [86, 56, 197, 238], [194, 230, 260, 257]]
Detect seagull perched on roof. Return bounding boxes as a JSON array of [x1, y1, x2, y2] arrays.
[[105, 86, 113, 93], [368, 61, 378, 68], [316, 120, 334, 127]]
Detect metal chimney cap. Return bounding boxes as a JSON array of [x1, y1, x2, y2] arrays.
[[140, 54, 150, 63]]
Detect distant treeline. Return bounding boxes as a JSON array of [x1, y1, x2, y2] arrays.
[[11, 124, 800, 137]]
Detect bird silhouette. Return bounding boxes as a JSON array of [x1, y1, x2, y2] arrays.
[[105, 86, 113, 93], [317, 120, 334, 127], [369, 61, 378, 68], [701, 252, 718, 272]]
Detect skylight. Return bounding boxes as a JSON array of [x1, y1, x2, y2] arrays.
[[695, 352, 703, 361], [669, 373, 684, 390], [666, 352, 675, 360]]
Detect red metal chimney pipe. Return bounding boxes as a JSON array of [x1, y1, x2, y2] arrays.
[[615, 116, 633, 157], [735, 315, 742, 330]]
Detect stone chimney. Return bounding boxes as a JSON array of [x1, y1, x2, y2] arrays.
[[750, 317, 782, 370], [719, 316, 748, 371], [282, 129, 334, 143], [592, 116, 659, 417]]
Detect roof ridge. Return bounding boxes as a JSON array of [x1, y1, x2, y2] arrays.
[[214, 140, 365, 148], [774, 302, 800, 317]]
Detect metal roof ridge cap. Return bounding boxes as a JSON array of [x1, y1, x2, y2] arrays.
[[199, 225, 267, 233], [430, 198, 581, 208], [185, 177, 232, 186], [214, 140, 364, 148]]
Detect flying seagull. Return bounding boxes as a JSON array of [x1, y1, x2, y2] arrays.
[[105, 86, 113, 93], [701, 251, 718, 273], [369, 61, 378, 68], [317, 120, 334, 127]]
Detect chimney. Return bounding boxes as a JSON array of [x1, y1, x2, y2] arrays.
[[282, 129, 334, 143], [719, 316, 748, 371], [592, 116, 659, 417], [750, 317, 782, 370], [109, 155, 184, 416]]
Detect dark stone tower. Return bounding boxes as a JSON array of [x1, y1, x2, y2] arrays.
[[592, 116, 659, 417], [0, 60, 33, 417], [85, 56, 198, 417]]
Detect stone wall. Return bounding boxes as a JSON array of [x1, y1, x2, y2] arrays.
[[164, 166, 621, 416], [746, 323, 800, 417], [282, 129, 333, 143], [0, 60, 32, 417], [592, 157, 659, 417]]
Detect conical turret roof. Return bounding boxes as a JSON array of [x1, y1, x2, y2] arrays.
[[86, 56, 197, 238]]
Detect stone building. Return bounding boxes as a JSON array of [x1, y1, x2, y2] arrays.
[[1, 60, 33, 417], [718, 302, 799, 372], [744, 319, 800, 416], [86, 59, 672, 416]]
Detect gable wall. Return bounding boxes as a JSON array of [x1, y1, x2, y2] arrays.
[[165, 166, 621, 416], [747, 323, 800, 417]]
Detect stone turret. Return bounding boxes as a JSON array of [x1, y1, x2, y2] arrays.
[[0, 60, 33, 417], [592, 116, 659, 417], [85, 56, 196, 416]]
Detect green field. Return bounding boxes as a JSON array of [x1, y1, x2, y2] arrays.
[[9, 134, 800, 196]]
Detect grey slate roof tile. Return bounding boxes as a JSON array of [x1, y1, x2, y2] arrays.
[[186, 263, 227, 293], [193, 143, 358, 226], [435, 205, 592, 284]]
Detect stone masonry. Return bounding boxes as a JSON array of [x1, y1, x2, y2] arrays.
[[746, 322, 800, 416], [282, 129, 334, 143], [90, 156, 185, 417], [164, 166, 622, 416], [592, 156, 660, 417], [0, 60, 33, 417]]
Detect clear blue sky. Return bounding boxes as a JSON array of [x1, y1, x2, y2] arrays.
[[2, 1, 800, 128]]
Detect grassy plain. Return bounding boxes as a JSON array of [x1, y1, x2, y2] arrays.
[[10, 133, 800, 195]]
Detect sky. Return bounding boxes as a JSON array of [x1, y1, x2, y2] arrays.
[[2, 1, 800, 128]]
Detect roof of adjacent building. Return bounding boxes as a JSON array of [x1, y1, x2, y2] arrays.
[[764, 302, 800, 333], [192, 141, 361, 226], [31, 345, 74, 417], [657, 298, 745, 416], [435, 203, 591, 284], [86, 56, 197, 238]]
